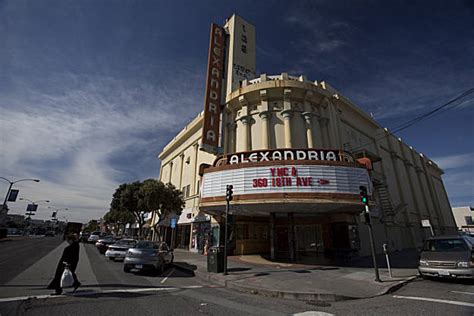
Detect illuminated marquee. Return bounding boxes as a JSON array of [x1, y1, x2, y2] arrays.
[[201, 163, 372, 199]]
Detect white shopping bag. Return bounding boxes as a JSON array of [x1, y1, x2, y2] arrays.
[[60, 266, 74, 288]]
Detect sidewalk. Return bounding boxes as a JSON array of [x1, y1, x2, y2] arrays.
[[173, 249, 418, 302]]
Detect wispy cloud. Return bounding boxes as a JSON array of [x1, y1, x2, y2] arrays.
[[432, 153, 473, 170], [0, 66, 204, 222]]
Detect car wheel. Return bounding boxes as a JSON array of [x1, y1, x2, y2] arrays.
[[124, 265, 131, 273], [109, 257, 114, 261]]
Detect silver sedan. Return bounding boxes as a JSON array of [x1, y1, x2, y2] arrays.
[[123, 241, 174, 275]]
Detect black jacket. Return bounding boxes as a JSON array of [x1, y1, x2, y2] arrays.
[[61, 241, 79, 270]]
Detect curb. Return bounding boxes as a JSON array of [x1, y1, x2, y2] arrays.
[[378, 276, 418, 296], [173, 261, 418, 302], [174, 262, 351, 301]]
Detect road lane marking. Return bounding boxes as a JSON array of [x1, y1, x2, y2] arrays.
[[393, 295, 474, 307], [451, 291, 474, 296], [160, 268, 175, 284], [293, 312, 335, 316], [0, 285, 205, 303]]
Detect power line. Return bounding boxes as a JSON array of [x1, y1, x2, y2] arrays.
[[351, 87, 474, 152]]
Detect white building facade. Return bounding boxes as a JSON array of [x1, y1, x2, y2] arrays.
[[156, 15, 457, 261]]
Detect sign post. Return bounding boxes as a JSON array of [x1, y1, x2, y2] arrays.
[[421, 219, 434, 236], [170, 217, 177, 250]]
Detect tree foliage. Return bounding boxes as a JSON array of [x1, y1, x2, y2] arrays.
[[105, 179, 185, 239]]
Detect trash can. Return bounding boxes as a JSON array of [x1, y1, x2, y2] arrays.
[[207, 246, 224, 273]]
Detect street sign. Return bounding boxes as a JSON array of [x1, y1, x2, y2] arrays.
[[25, 212, 35, 216], [26, 204, 38, 213], [7, 189, 19, 202], [421, 219, 431, 227], [170, 218, 176, 229]]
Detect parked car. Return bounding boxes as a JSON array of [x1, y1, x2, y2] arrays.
[[123, 241, 173, 274], [87, 231, 102, 243], [105, 239, 137, 261], [45, 230, 55, 237], [418, 235, 474, 279], [96, 236, 116, 254]]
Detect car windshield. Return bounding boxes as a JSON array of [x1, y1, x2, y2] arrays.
[[423, 239, 468, 252], [135, 241, 157, 249]]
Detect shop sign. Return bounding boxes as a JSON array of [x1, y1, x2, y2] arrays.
[[221, 149, 354, 165], [200, 23, 226, 153]]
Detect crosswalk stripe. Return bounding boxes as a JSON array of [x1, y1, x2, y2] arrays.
[[0, 285, 205, 303], [393, 295, 474, 307], [160, 268, 175, 284], [451, 290, 474, 296]]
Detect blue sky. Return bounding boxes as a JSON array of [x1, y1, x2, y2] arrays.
[[0, 0, 473, 223]]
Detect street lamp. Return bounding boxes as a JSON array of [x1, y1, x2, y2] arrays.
[[48, 206, 69, 219], [19, 198, 50, 220], [48, 207, 68, 231], [19, 198, 50, 205], [0, 177, 40, 214]]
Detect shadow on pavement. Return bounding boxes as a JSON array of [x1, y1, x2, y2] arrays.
[[263, 249, 420, 269], [173, 262, 197, 271], [227, 267, 251, 272], [65, 291, 156, 299]]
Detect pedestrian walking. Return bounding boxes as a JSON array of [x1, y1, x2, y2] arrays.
[[47, 233, 81, 295]]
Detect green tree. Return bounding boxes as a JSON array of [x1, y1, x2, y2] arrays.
[[139, 179, 185, 241], [108, 179, 185, 240]]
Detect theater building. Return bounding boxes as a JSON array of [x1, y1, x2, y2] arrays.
[[155, 15, 457, 261]]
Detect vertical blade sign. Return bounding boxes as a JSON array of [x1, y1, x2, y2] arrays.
[[201, 23, 225, 153]]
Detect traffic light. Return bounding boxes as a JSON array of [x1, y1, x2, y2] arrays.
[[359, 185, 368, 205], [226, 185, 233, 202], [52, 211, 57, 218]]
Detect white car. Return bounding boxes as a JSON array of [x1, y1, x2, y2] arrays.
[[105, 239, 137, 261], [87, 231, 102, 243]]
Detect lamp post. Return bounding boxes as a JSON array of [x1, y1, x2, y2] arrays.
[[19, 198, 50, 235], [48, 207, 68, 231], [0, 177, 40, 215]]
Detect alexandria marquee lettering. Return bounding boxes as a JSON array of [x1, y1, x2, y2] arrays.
[[228, 149, 348, 165], [201, 24, 225, 149]]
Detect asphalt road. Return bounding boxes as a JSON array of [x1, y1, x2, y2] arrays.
[[0, 238, 473, 315], [0, 236, 63, 285]]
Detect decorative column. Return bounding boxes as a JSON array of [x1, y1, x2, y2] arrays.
[[259, 90, 270, 149], [168, 161, 173, 184], [319, 117, 329, 148], [178, 153, 185, 190], [303, 91, 315, 148], [282, 89, 293, 148], [192, 143, 199, 195], [238, 96, 251, 151], [226, 121, 237, 154]]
